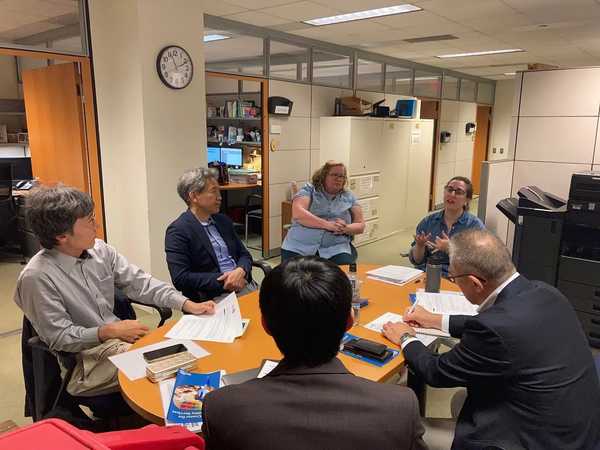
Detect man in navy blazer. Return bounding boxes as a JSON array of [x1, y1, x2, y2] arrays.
[[383, 229, 600, 450], [165, 168, 254, 302]]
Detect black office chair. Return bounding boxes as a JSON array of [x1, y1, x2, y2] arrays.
[[252, 259, 272, 276], [13, 195, 41, 264], [244, 193, 263, 243], [21, 290, 172, 430], [0, 163, 19, 250]]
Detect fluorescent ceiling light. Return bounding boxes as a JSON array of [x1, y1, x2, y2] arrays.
[[304, 4, 422, 26], [504, 72, 517, 76], [204, 34, 230, 42], [437, 49, 524, 58]]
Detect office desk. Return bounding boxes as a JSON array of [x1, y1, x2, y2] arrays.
[[219, 182, 261, 191], [118, 264, 457, 424], [218, 182, 261, 215]]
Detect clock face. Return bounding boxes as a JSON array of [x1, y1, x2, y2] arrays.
[[157, 45, 193, 89]]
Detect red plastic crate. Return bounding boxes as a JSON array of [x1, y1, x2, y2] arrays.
[[0, 419, 205, 450]]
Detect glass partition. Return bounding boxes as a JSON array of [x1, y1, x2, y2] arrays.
[[356, 59, 383, 91], [204, 29, 264, 76], [312, 49, 352, 88], [269, 40, 308, 81], [414, 70, 442, 98]]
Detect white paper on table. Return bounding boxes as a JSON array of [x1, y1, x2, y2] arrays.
[[165, 292, 243, 343], [363, 312, 450, 338], [415, 292, 478, 316], [257, 360, 279, 378], [109, 339, 210, 381], [366, 265, 423, 286]]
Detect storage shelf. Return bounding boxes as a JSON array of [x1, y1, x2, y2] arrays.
[[0, 143, 28, 147], [206, 92, 261, 96], [208, 140, 261, 147], [207, 117, 261, 122]]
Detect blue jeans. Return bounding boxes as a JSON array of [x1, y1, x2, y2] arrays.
[[280, 244, 357, 265]]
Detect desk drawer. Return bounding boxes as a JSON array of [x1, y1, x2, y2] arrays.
[[558, 280, 600, 316], [575, 311, 600, 348], [558, 256, 600, 287]]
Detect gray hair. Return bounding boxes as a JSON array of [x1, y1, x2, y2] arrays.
[[448, 229, 515, 283], [177, 167, 218, 205], [26, 185, 94, 249]]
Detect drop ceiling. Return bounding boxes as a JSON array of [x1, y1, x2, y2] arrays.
[[202, 0, 600, 79], [2, 1, 600, 80]]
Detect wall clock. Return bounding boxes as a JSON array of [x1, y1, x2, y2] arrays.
[[156, 45, 193, 89]]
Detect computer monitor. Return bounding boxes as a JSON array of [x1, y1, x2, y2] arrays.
[[207, 146, 221, 164], [221, 147, 242, 167], [0, 157, 32, 180]]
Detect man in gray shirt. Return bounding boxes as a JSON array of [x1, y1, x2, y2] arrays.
[[15, 186, 215, 396]]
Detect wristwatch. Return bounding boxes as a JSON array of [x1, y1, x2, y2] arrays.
[[399, 332, 415, 346]]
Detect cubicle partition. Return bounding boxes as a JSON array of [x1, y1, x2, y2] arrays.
[[478, 159, 515, 245]]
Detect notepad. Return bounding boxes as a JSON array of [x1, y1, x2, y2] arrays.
[[366, 265, 424, 286], [364, 312, 446, 341]]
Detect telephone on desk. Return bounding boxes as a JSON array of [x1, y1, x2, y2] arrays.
[[14, 180, 33, 190]]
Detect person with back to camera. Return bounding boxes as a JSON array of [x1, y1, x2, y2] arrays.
[[280, 161, 365, 265], [201, 256, 428, 450], [409, 176, 483, 276]]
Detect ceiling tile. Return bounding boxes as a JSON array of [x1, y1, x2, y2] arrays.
[[0, 20, 61, 41], [418, 0, 517, 21], [227, 10, 292, 27], [224, 0, 303, 8], [0, 0, 76, 18], [200, 1, 248, 16], [503, 0, 600, 23], [0, 8, 50, 32], [311, 0, 421, 14], [372, 9, 454, 29], [268, 1, 339, 21]]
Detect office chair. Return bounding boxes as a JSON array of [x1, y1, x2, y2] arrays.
[[0, 162, 19, 249], [21, 290, 173, 430], [244, 193, 263, 243], [12, 195, 41, 263]]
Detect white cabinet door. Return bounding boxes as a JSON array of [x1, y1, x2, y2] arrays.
[[405, 120, 434, 228], [349, 119, 383, 174]]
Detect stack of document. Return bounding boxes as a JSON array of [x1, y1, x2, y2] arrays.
[[414, 292, 478, 316], [366, 265, 424, 286], [364, 313, 440, 346], [166, 293, 243, 343], [109, 340, 210, 381]]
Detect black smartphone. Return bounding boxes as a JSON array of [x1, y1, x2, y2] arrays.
[[143, 343, 187, 362]]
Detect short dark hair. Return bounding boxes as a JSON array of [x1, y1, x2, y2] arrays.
[[26, 185, 94, 249], [259, 256, 352, 367]]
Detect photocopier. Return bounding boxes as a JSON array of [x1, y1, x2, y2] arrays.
[[498, 172, 600, 347]]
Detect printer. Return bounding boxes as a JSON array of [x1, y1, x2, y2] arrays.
[[497, 186, 566, 285]]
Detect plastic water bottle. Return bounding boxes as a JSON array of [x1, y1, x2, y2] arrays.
[[425, 253, 442, 293], [348, 263, 361, 325]]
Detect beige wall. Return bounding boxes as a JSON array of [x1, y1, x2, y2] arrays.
[[89, 0, 206, 281], [0, 55, 19, 99], [509, 68, 598, 199], [488, 79, 514, 161], [434, 99, 477, 205]]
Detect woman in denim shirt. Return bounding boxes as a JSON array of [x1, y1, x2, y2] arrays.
[[281, 161, 365, 264], [409, 176, 484, 275]]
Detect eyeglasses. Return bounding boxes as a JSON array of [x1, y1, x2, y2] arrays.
[[444, 186, 466, 196], [447, 273, 486, 284], [328, 173, 346, 179]]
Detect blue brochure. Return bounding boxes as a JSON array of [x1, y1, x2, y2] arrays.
[[340, 333, 399, 367], [166, 369, 222, 426]]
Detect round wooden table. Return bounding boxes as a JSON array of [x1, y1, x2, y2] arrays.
[[118, 264, 455, 423]]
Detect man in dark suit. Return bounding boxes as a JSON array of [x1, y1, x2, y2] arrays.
[[165, 168, 254, 302], [383, 229, 600, 450], [202, 256, 428, 450]]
